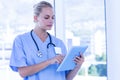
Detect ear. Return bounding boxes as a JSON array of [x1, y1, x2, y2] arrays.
[[34, 16, 38, 22]]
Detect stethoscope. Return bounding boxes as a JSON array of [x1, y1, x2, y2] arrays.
[[30, 30, 56, 57]]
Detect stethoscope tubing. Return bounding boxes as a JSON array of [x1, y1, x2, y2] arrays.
[[30, 30, 56, 52]]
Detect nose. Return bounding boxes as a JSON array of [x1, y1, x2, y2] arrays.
[[49, 18, 54, 23]]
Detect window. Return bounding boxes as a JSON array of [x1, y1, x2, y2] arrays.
[[55, 0, 107, 80]]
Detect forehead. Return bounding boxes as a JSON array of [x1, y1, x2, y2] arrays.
[[40, 7, 54, 16]]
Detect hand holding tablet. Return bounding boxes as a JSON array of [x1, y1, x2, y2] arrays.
[[57, 45, 88, 71]]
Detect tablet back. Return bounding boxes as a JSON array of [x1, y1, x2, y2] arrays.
[[57, 45, 88, 71]]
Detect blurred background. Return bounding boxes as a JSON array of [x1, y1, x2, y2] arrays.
[[0, 0, 107, 80]]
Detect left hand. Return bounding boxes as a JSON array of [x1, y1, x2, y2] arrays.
[[74, 54, 84, 67]]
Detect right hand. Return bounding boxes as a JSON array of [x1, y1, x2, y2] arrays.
[[49, 54, 65, 64]]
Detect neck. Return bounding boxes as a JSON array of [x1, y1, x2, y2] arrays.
[[33, 27, 48, 42]]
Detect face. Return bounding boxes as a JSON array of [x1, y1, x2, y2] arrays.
[[34, 7, 54, 30]]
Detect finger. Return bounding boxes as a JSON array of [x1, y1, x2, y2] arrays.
[[74, 56, 80, 62], [56, 55, 64, 63], [76, 56, 81, 59], [55, 60, 60, 64], [80, 54, 85, 59], [74, 59, 84, 65], [58, 56, 64, 63], [74, 56, 84, 62], [74, 57, 80, 62]]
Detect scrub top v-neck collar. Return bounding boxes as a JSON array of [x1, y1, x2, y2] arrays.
[[31, 31, 49, 45]]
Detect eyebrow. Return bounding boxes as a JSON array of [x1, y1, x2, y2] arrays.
[[44, 15, 55, 17]]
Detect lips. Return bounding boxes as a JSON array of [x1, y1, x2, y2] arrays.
[[47, 25, 52, 27]]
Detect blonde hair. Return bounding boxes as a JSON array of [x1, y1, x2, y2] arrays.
[[33, 1, 53, 16]]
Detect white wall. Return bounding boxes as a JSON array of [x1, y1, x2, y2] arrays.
[[106, 0, 120, 80]]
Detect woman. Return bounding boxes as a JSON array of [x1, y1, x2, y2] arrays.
[[9, 1, 84, 80]]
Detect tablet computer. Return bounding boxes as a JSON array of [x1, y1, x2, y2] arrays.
[[57, 45, 88, 71]]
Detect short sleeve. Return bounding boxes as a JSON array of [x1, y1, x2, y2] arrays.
[[9, 35, 27, 72]]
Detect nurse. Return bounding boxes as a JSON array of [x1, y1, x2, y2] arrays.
[[9, 1, 84, 80]]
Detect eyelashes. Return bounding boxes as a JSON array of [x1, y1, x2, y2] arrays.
[[44, 15, 55, 20]]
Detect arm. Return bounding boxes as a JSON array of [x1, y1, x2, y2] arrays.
[[18, 54, 64, 78], [66, 54, 84, 80]]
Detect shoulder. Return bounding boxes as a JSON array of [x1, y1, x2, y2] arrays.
[[50, 34, 66, 48], [14, 31, 31, 43], [50, 34, 67, 54], [50, 34, 64, 45]]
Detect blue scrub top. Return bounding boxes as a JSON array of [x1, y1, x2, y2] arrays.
[[9, 31, 67, 80]]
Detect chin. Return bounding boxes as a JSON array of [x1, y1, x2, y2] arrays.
[[47, 27, 52, 30], [47, 28, 52, 30]]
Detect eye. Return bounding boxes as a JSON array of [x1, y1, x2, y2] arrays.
[[44, 16, 50, 19], [52, 15, 55, 20], [44, 15, 55, 20]]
